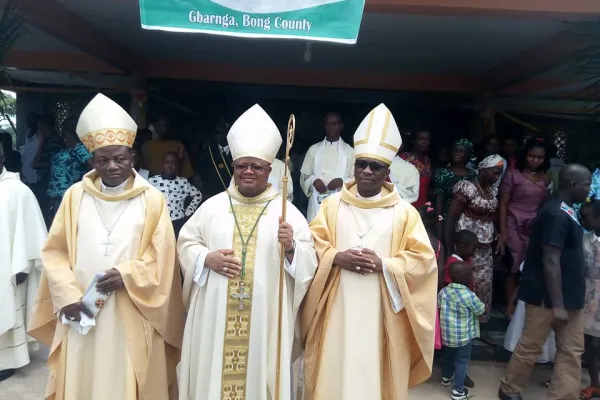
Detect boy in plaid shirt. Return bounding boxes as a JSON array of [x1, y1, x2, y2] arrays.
[[439, 261, 485, 400]]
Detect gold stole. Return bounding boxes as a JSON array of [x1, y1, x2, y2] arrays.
[[221, 203, 267, 400]]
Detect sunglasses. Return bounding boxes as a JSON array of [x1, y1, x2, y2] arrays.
[[355, 160, 387, 172], [234, 163, 268, 173]]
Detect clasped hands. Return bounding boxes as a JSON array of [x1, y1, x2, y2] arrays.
[[334, 248, 383, 275], [61, 268, 124, 322], [313, 178, 343, 194], [206, 217, 294, 278]]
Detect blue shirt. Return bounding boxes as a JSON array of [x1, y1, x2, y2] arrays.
[[47, 143, 91, 198]]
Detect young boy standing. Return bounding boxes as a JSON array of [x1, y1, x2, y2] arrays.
[[444, 229, 478, 287], [439, 261, 485, 400]]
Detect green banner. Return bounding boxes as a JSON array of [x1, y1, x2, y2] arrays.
[[139, 0, 365, 44]]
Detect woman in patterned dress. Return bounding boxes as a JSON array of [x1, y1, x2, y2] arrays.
[[498, 138, 550, 319], [401, 129, 432, 207], [445, 155, 504, 344], [579, 201, 600, 400], [434, 139, 477, 219]]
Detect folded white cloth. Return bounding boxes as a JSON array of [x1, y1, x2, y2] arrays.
[[61, 313, 96, 335], [60, 273, 110, 335]]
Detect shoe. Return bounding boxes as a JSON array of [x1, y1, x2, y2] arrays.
[[441, 374, 454, 387], [464, 375, 475, 388], [498, 388, 523, 400], [451, 388, 469, 400], [580, 386, 600, 399], [0, 369, 15, 382]]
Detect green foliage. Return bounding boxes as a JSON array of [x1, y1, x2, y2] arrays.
[[0, 2, 23, 134], [0, 93, 15, 115]]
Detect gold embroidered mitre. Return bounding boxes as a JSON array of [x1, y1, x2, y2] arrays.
[[227, 104, 282, 164], [76, 93, 138, 152], [353, 103, 402, 166]]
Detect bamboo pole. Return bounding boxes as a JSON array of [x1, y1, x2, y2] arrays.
[[275, 114, 295, 400]]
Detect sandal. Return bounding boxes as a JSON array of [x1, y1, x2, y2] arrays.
[[580, 386, 600, 399]]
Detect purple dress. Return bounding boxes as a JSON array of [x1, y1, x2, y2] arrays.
[[501, 169, 548, 273]]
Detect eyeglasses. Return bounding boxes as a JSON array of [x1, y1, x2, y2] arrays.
[[354, 160, 387, 172], [234, 163, 268, 173]]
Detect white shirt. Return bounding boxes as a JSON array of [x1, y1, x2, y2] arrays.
[[21, 134, 40, 184], [149, 175, 203, 221]]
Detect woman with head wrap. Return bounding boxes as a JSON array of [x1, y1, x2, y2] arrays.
[[445, 154, 504, 344], [433, 139, 477, 219]]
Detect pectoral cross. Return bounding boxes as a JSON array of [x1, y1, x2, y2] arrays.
[[100, 235, 115, 256], [231, 282, 251, 311]]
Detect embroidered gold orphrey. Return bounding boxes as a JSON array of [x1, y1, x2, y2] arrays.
[[221, 203, 266, 400]]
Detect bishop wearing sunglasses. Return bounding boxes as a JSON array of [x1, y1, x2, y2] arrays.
[[301, 104, 438, 400]]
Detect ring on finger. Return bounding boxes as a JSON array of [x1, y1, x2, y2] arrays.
[[356, 266, 361, 272], [223, 267, 228, 273]]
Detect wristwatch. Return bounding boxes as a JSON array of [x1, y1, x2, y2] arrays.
[[285, 240, 296, 254]]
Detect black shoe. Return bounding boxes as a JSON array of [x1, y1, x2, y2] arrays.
[[464, 375, 475, 388], [0, 369, 15, 382], [498, 388, 522, 400], [451, 387, 469, 400], [441, 374, 454, 387]]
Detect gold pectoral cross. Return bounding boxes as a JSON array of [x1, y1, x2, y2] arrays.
[[231, 281, 251, 311]]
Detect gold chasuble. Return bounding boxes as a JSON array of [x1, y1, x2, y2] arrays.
[[28, 171, 185, 400], [300, 181, 437, 400]]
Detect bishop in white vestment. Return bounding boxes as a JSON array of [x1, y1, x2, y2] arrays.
[[301, 104, 438, 400], [300, 113, 354, 222], [177, 104, 318, 400], [28, 94, 185, 400], [0, 147, 47, 381]]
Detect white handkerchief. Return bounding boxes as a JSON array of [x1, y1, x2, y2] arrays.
[[61, 273, 111, 335], [61, 312, 96, 335]]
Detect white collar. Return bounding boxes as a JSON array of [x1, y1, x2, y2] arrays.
[[590, 233, 600, 244], [219, 144, 230, 154], [356, 192, 382, 201], [101, 179, 129, 194], [452, 254, 464, 261]]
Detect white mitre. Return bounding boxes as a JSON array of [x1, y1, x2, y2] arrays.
[[76, 93, 137, 152], [353, 103, 402, 166], [227, 104, 282, 164]]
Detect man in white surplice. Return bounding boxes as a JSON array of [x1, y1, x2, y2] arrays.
[[300, 112, 354, 222], [177, 104, 318, 400], [0, 141, 47, 382], [269, 157, 294, 202], [301, 104, 437, 400], [389, 152, 420, 203]]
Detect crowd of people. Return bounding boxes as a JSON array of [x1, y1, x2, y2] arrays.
[[1, 93, 599, 400]]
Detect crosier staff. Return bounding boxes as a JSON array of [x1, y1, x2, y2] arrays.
[[275, 114, 295, 400]]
